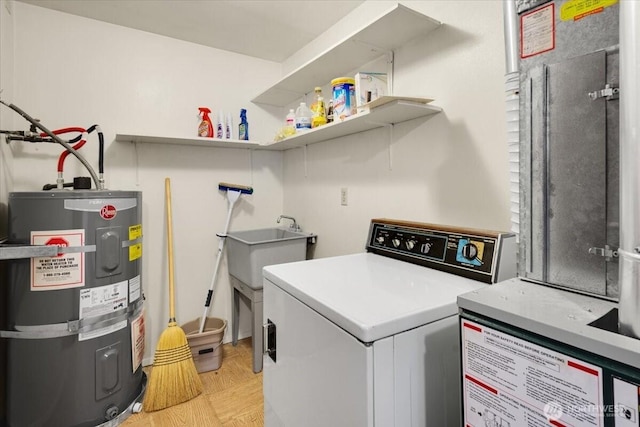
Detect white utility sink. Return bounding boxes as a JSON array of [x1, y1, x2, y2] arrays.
[[226, 227, 315, 290], [226, 227, 316, 373]]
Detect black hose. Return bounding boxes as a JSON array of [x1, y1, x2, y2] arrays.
[[68, 133, 82, 143], [43, 182, 73, 191], [38, 124, 103, 186], [98, 130, 104, 175], [87, 124, 104, 175]]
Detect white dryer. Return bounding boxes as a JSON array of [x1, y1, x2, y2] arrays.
[[262, 219, 516, 427]]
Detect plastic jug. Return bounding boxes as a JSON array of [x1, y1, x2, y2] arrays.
[[295, 102, 312, 132]]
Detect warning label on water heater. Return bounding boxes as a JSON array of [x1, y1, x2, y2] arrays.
[[131, 309, 145, 372], [31, 229, 85, 291], [78, 281, 128, 341], [461, 320, 604, 427], [128, 224, 142, 262]]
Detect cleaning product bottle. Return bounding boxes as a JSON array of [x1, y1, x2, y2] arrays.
[[310, 87, 327, 128], [198, 107, 213, 137], [286, 109, 296, 131], [217, 109, 225, 139], [226, 112, 233, 139], [295, 102, 312, 132], [326, 100, 334, 123], [239, 109, 249, 140]]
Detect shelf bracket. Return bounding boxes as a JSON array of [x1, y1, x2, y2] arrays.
[[133, 141, 140, 187], [387, 123, 394, 171], [364, 122, 395, 170], [346, 40, 394, 95], [250, 148, 255, 185], [350, 38, 388, 55], [387, 50, 395, 95]]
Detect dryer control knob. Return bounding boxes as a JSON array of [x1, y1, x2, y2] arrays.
[[376, 236, 385, 244], [392, 238, 401, 248], [462, 243, 478, 260], [406, 240, 416, 250]]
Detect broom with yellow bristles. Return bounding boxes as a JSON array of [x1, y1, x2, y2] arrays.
[[143, 177, 203, 412]]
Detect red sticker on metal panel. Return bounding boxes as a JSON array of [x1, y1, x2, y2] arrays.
[[100, 204, 117, 220], [45, 237, 69, 256]]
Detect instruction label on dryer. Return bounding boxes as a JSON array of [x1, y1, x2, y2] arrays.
[[461, 320, 604, 427]]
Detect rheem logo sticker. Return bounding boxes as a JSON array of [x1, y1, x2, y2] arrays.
[[100, 204, 117, 220]]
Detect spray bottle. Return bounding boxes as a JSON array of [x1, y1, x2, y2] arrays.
[[217, 109, 225, 139], [239, 109, 249, 140], [226, 112, 233, 139], [198, 107, 213, 137]]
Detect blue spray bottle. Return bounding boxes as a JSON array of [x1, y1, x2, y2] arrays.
[[238, 109, 249, 140]]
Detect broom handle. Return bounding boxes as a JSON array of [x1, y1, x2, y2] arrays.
[[165, 178, 176, 322]]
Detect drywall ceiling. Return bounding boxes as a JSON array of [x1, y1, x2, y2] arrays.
[[15, 0, 365, 62]]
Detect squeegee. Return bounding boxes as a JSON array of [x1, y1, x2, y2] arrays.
[[198, 182, 253, 334]]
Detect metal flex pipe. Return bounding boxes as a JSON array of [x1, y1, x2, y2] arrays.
[[503, 0, 519, 75], [0, 100, 101, 189], [618, 1, 640, 338]]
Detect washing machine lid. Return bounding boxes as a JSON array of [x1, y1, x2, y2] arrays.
[[263, 252, 486, 343]]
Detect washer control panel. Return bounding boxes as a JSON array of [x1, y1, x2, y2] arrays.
[[366, 219, 517, 284]]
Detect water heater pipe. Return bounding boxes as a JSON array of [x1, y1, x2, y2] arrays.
[[503, 0, 520, 238], [0, 100, 101, 189], [617, 1, 640, 337], [503, 0, 519, 74]]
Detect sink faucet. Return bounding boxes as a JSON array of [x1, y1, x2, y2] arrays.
[[277, 215, 301, 231]]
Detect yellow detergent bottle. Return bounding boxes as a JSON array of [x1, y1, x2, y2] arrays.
[[311, 87, 327, 128]]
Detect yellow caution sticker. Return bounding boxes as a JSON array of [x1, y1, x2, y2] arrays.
[[129, 224, 142, 261], [129, 243, 142, 262], [560, 0, 617, 21], [129, 224, 142, 240]]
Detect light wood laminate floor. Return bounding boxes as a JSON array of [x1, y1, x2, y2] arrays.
[[122, 338, 263, 426]]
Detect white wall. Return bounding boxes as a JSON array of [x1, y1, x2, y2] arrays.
[[4, 0, 512, 365], [10, 2, 283, 364], [0, 0, 15, 237], [283, 0, 511, 258]]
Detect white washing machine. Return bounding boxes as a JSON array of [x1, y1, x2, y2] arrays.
[[262, 218, 516, 427]]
